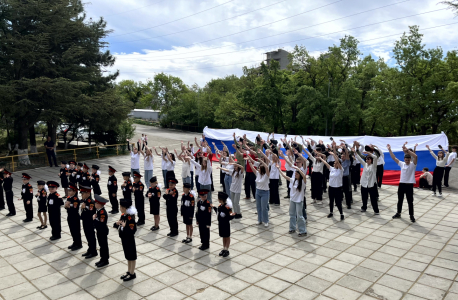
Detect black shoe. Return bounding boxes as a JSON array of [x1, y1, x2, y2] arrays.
[[151, 226, 159, 231], [137, 221, 145, 226], [392, 213, 401, 219], [110, 210, 119, 214], [347, 206, 351, 209], [82, 251, 90, 257], [39, 225, 47, 230], [123, 273, 136, 281], [85, 253, 98, 259], [50, 236, 61, 241], [0, 207, 5, 211], [184, 238, 192, 244], [410, 216, 416, 223], [219, 250, 225, 256], [341, 215, 344, 220], [360, 209, 366, 212], [97, 261, 109, 268], [167, 232, 171, 237], [169, 233, 178, 237], [68, 244, 75, 249], [234, 214, 242, 219], [23, 218, 33, 222], [71, 245, 83, 251], [327, 213, 333, 218], [199, 245, 209, 250], [120, 272, 130, 280], [6, 213, 15, 216], [222, 250, 230, 257]]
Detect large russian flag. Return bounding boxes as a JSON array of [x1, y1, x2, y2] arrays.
[[203, 127, 450, 187]]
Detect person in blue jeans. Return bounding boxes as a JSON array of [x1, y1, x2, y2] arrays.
[[247, 156, 270, 227]]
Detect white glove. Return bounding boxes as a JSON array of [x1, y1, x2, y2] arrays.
[[200, 206, 205, 211], [220, 212, 226, 218]]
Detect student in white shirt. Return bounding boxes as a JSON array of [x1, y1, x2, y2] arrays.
[[303, 147, 325, 205], [218, 162, 244, 219], [426, 145, 450, 197], [176, 150, 192, 186], [279, 149, 295, 198], [374, 145, 385, 188], [319, 151, 344, 220], [353, 141, 379, 214], [388, 144, 417, 222], [444, 146, 457, 187], [419, 167, 433, 189], [142, 146, 154, 185], [127, 139, 141, 177], [260, 150, 280, 206], [154, 147, 169, 189], [247, 155, 270, 227], [189, 147, 214, 203], [279, 165, 307, 236]]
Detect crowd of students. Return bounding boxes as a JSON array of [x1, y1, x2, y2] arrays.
[[0, 134, 456, 282]]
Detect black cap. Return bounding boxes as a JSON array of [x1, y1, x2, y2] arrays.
[[168, 178, 178, 184], [198, 189, 210, 195], [150, 176, 157, 183], [239, 138, 244, 142], [133, 171, 142, 178], [77, 162, 84, 167], [68, 182, 78, 191], [256, 136, 261, 142], [61, 161, 67, 165], [122, 172, 131, 177], [120, 198, 133, 208], [47, 181, 60, 188], [183, 183, 191, 189], [108, 166, 116, 172], [94, 194, 108, 204], [79, 185, 92, 193], [68, 160, 76, 165], [92, 165, 99, 170], [218, 191, 229, 200], [22, 173, 31, 179], [37, 180, 45, 185]]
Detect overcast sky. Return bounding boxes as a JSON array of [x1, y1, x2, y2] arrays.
[[84, 0, 457, 86]]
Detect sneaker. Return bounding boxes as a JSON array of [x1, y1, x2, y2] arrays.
[[312, 199, 316, 204], [327, 213, 333, 218], [222, 250, 230, 257], [257, 221, 262, 225], [432, 192, 436, 196], [288, 230, 295, 234], [360, 209, 366, 212], [392, 213, 401, 219], [410, 215, 416, 222], [264, 222, 269, 227], [298, 232, 307, 237], [438, 193, 443, 197], [219, 250, 225, 256], [374, 212, 380, 215], [341, 214, 344, 220]]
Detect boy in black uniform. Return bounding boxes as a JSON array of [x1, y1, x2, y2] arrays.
[[68, 161, 77, 186], [132, 171, 145, 226], [94, 194, 109, 268], [76, 163, 84, 187], [146, 176, 161, 231], [46, 181, 64, 240], [163, 178, 179, 237], [121, 172, 133, 202], [91, 165, 102, 195], [65, 183, 82, 251], [80, 185, 98, 259], [1, 168, 15, 216], [20, 173, 34, 222], [181, 183, 195, 243], [81, 163, 91, 187], [59, 161, 69, 197], [217, 192, 235, 257], [36, 180, 48, 229], [196, 189, 212, 250], [107, 166, 119, 214]]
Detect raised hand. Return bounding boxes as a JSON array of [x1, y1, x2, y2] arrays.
[[386, 144, 391, 151]]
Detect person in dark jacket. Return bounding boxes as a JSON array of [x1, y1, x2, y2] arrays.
[[80, 163, 91, 187], [64, 182, 82, 250], [132, 171, 145, 226], [36, 180, 48, 230], [0, 168, 15, 216], [90, 165, 102, 195], [107, 166, 119, 214], [217, 192, 235, 257], [59, 161, 69, 197], [146, 176, 161, 231], [195, 189, 212, 250], [121, 172, 133, 202], [163, 178, 179, 237], [20, 173, 34, 222], [93, 194, 109, 268], [114, 198, 138, 282], [80, 185, 98, 259], [181, 183, 195, 244], [68, 161, 78, 186], [46, 181, 64, 240]]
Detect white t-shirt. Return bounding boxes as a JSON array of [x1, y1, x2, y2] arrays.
[[399, 161, 417, 184], [166, 160, 176, 171], [447, 152, 457, 167], [269, 162, 280, 179], [255, 172, 270, 191], [131, 151, 140, 169], [289, 179, 306, 203], [230, 171, 244, 193], [161, 154, 167, 170], [329, 167, 343, 188], [144, 155, 154, 171], [311, 157, 324, 174], [377, 151, 385, 165], [181, 161, 191, 178], [190, 160, 212, 185]]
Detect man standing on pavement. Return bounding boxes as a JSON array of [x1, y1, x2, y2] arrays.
[[44, 136, 58, 167]]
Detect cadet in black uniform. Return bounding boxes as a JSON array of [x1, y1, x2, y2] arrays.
[[217, 192, 235, 257], [1, 169, 15, 216], [20, 173, 34, 222], [196, 189, 212, 250], [80, 163, 91, 187], [91, 165, 102, 195], [181, 183, 195, 243], [64, 183, 82, 251], [146, 176, 161, 231], [80, 185, 98, 259], [121, 172, 133, 202], [59, 161, 69, 197], [132, 171, 145, 226], [76, 163, 84, 187], [46, 181, 64, 240], [0, 171, 5, 211], [94, 194, 109, 268], [68, 161, 77, 186], [107, 166, 119, 214], [114, 198, 138, 282], [163, 178, 179, 237], [36, 180, 48, 229]]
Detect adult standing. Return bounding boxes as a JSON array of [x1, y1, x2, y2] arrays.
[[426, 145, 449, 197], [354, 142, 379, 215], [44, 136, 58, 167], [127, 139, 141, 177], [444, 146, 457, 188], [142, 146, 154, 185], [1, 169, 15, 216], [320, 152, 345, 220], [247, 155, 270, 227], [388, 144, 417, 222]]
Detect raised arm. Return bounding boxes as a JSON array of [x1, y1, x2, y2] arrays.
[[386, 144, 400, 165], [405, 146, 417, 165], [195, 137, 201, 148], [257, 158, 270, 176], [426, 145, 438, 160], [317, 157, 331, 170]]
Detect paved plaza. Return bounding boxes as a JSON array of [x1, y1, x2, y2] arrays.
[[1, 127, 458, 300]]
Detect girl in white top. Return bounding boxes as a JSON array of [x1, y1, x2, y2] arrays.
[[426, 145, 450, 196], [127, 139, 141, 176], [218, 162, 244, 218], [353, 141, 379, 214], [279, 149, 297, 199], [279, 165, 307, 236], [247, 155, 270, 227], [189, 146, 214, 203], [176, 150, 192, 186], [319, 151, 344, 220], [154, 147, 169, 189], [259, 150, 281, 206], [142, 146, 154, 184], [304, 146, 325, 204]]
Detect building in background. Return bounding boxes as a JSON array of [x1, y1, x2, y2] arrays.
[[264, 49, 291, 70], [129, 109, 161, 121]]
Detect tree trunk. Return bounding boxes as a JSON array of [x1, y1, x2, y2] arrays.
[[398, 118, 404, 136], [330, 120, 336, 136], [403, 115, 409, 136], [357, 118, 363, 135], [29, 126, 37, 153], [88, 123, 92, 152], [369, 121, 376, 135]]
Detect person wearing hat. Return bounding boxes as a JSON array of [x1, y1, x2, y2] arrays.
[[93, 194, 110, 268], [64, 182, 82, 250], [217, 192, 235, 257], [36, 180, 48, 229], [114, 198, 138, 282], [121, 172, 133, 202], [195, 189, 212, 250], [46, 181, 64, 240], [81, 163, 91, 187], [146, 176, 161, 231], [68, 161, 77, 186], [76, 162, 84, 186], [107, 166, 119, 214], [132, 171, 145, 226], [90, 165, 102, 195], [59, 161, 69, 197], [80, 185, 98, 259], [163, 178, 179, 237], [180, 183, 195, 243], [0, 168, 15, 216], [19, 173, 34, 222]]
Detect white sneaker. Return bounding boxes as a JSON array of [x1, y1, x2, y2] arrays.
[[432, 192, 436, 196], [257, 221, 262, 225], [438, 193, 443, 197], [318, 201, 323, 205], [264, 223, 269, 227], [254, 210, 258, 214], [312, 199, 316, 204]]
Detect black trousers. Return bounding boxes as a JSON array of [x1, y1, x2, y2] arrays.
[[195, 175, 200, 191], [444, 167, 451, 187], [311, 172, 323, 200], [361, 185, 379, 213], [49, 211, 61, 238], [397, 183, 414, 216], [109, 193, 119, 212], [135, 197, 145, 223], [68, 215, 82, 247], [328, 186, 343, 214], [286, 171, 294, 197], [342, 176, 353, 207], [96, 229, 109, 262], [46, 151, 58, 167], [6, 190, 15, 214], [432, 166, 445, 193], [244, 172, 256, 198], [0, 186, 4, 209], [211, 173, 214, 192], [376, 165, 384, 188], [419, 178, 431, 189], [23, 199, 33, 220], [221, 172, 226, 193], [190, 171, 194, 190], [198, 223, 210, 247], [269, 179, 280, 204], [351, 164, 361, 188], [167, 206, 178, 234], [82, 219, 97, 254]]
